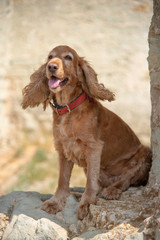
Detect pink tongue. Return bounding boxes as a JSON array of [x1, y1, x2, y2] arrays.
[[48, 79, 61, 89]]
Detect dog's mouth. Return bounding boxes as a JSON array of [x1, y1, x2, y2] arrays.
[[48, 76, 69, 89]]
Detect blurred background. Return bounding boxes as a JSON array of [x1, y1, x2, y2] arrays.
[[0, 0, 152, 195]]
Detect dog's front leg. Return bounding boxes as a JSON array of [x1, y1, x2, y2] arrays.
[[77, 143, 103, 220], [42, 153, 74, 214]]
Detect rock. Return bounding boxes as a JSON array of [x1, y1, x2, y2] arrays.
[[0, 213, 9, 239], [62, 195, 79, 225], [2, 214, 67, 240], [125, 232, 144, 240], [73, 223, 137, 240], [156, 217, 160, 240], [0, 191, 68, 240], [0, 189, 159, 239]]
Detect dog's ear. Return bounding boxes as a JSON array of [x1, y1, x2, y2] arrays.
[[78, 57, 115, 101], [22, 64, 53, 110]]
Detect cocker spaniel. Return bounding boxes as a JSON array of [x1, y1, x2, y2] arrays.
[[22, 45, 152, 220]]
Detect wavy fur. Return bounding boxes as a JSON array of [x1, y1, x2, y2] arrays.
[[22, 45, 152, 220], [78, 58, 115, 101]]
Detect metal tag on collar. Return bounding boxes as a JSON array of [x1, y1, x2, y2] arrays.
[[66, 104, 71, 113]]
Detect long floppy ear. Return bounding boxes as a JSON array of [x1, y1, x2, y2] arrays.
[[22, 64, 52, 110], [78, 58, 115, 101]]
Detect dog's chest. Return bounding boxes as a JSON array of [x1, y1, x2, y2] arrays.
[[55, 116, 86, 167]]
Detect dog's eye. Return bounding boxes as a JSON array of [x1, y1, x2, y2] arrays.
[[64, 55, 72, 61], [48, 55, 53, 60]]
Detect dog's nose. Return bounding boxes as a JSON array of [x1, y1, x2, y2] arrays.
[[48, 63, 58, 72]]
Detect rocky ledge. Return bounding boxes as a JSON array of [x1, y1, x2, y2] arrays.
[[0, 186, 159, 240]]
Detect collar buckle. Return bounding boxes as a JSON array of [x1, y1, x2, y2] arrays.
[[66, 104, 71, 113]]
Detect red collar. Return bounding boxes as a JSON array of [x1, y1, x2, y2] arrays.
[[49, 92, 93, 115]]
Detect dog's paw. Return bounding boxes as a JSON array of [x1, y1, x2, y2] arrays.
[[101, 186, 121, 200], [41, 196, 65, 214], [77, 202, 89, 220], [77, 193, 97, 220]]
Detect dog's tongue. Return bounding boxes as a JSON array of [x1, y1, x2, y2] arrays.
[[48, 78, 61, 89]]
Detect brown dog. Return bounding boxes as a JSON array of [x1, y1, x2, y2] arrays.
[[22, 45, 152, 219]]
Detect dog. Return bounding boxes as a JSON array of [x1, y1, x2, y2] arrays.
[[22, 45, 152, 219]]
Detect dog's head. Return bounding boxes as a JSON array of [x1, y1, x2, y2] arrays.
[[22, 45, 114, 110], [46, 45, 80, 94]]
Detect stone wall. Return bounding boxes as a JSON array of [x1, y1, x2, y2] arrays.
[[0, 0, 13, 151], [0, 0, 152, 153]]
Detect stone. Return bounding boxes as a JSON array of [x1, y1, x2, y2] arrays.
[[2, 214, 67, 240], [125, 232, 144, 240], [0, 191, 61, 224], [62, 195, 79, 225], [0, 188, 159, 239], [0, 192, 68, 240], [0, 213, 9, 239], [0, 187, 160, 240], [73, 223, 138, 240]]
